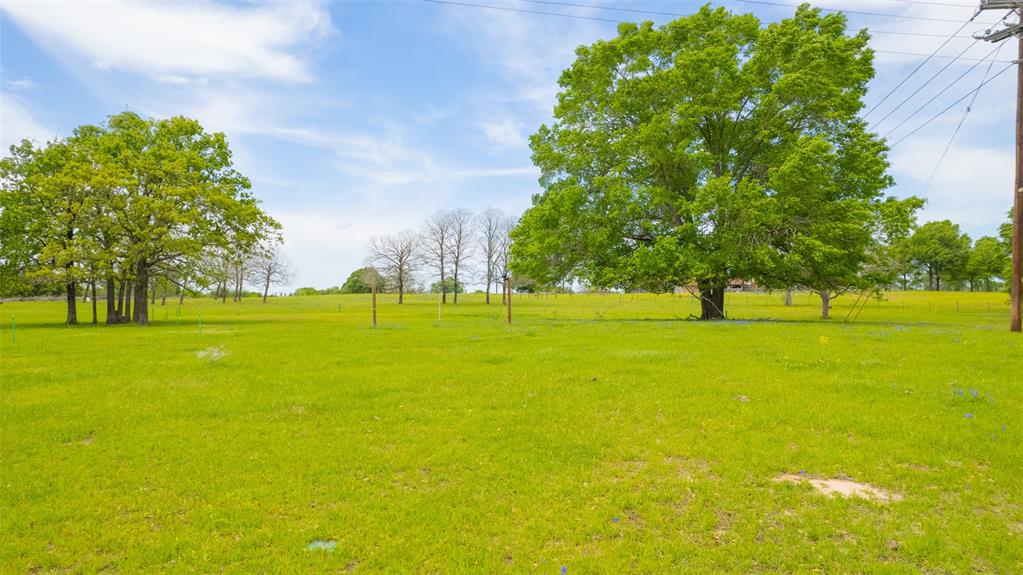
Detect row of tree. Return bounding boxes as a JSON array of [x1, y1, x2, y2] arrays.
[[893, 219, 1012, 292], [0, 112, 281, 325], [365, 208, 516, 304]]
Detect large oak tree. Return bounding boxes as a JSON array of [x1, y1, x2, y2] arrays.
[[512, 5, 896, 319]]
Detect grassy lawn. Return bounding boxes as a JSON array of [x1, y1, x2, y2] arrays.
[[1, 291, 1021, 573]]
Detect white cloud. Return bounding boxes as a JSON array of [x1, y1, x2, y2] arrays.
[[0, 0, 333, 82], [3, 78, 35, 90], [0, 92, 56, 150], [440, 1, 604, 112], [480, 116, 526, 150]]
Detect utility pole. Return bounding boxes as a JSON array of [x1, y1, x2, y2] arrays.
[[976, 1, 1023, 332]]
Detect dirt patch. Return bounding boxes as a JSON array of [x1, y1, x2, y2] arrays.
[[196, 346, 227, 361], [774, 474, 901, 503]]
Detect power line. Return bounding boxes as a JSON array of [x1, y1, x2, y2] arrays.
[[889, 62, 1014, 147], [874, 47, 1014, 61], [416, 0, 621, 23], [421, 0, 998, 27], [728, 0, 996, 24], [884, 45, 1009, 139], [863, 17, 977, 119], [872, 39, 987, 128], [920, 41, 1004, 195]]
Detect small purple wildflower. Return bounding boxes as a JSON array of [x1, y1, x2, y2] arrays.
[[969, 389, 979, 398], [964, 413, 974, 419], [956, 389, 964, 397], [612, 517, 619, 523], [561, 566, 567, 574]]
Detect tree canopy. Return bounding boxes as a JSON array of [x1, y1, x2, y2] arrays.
[[0, 112, 280, 324], [511, 5, 918, 318]]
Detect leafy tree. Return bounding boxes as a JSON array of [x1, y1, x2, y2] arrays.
[[904, 220, 971, 291], [1, 112, 279, 325], [429, 277, 464, 294], [98, 112, 278, 324], [512, 5, 879, 319], [0, 130, 103, 324], [341, 267, 383, 293], [762, 135, 918, 318], [999, 213, 1015, 294], [966, 236, 1008, 292]]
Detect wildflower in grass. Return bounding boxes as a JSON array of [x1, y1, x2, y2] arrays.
[[969, 389, 978, 398], [818, 336, 829, 345], [964, 413, 974, 419], [561, 566, 567, 574], [612, 516, 619, 523], [956, 389, 964, 397]]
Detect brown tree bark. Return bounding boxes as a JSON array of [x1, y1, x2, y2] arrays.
[[116, 279, 126, 322], [66, 281, 78, 325], [820, 291, 832, 320], [698, 284, 725, 320], [106, 276, 117, 324], [124, 283, 132, 323], [135, 263, 149, 325], [91, 280, 98, 325]]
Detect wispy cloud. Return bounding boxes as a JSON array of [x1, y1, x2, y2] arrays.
[[3, 78, 35, 90], [0, 0, 333, 82], [0, 92, 56, 150]]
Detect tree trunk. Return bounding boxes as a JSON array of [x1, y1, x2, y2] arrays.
[[66, 281, 78, 325], [784, 288, 793, 307], [501, 280, 507, 305], [440, 267, 447, 304], [936, 275, 941, 291], [485, 269, 492, 304], [453, 269, 459, 304], [698, 284, 725, 320], [106, 276, 117, 324], [91, 280, 98, 325], [263, 272, 270, 304], [135, 263, 149, 325], [179, 289, 185, 305], [116, 279, 126, 322], [820, 291, 831, 320], [220, 281, 227, 303], [124, 283, 132, 323], [398, 283, 404, 304], [151, 279, 157, 305]]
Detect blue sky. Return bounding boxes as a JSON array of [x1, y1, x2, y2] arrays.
[[0, 0, 1016, 289]]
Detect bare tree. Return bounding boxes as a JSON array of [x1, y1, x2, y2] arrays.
[[476, 207, 506, 304], [495, 215, 516, 304], [420, 211, 453, 303], [447, 208, 475, 304], [248, 243, 294, 303], [368, 231, 417, 304]]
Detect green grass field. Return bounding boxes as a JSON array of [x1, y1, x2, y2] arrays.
[[2, 291, 1021, 573]]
